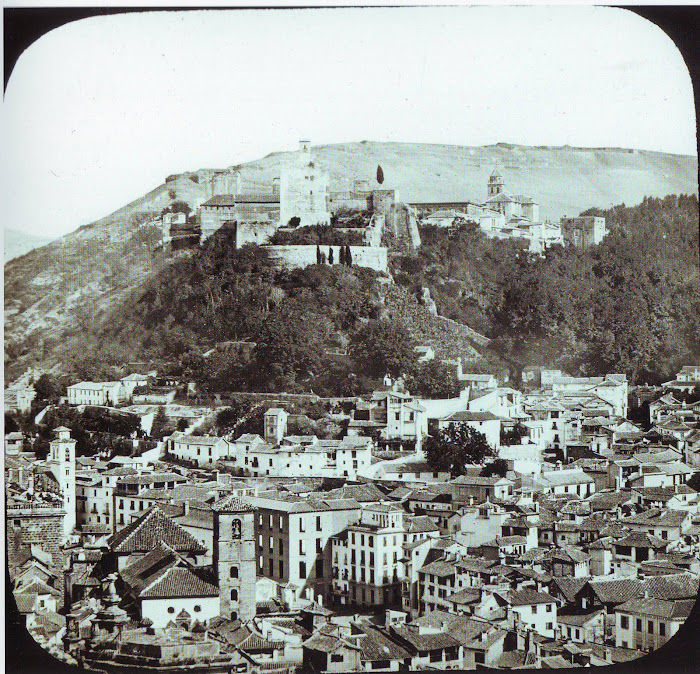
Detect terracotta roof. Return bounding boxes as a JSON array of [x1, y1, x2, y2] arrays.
[[107, 507, 206, 554], [616, 597, 695, 620], [354, 624, 411, 661], [504, 588, 556, 606], [213, 494, 256, 513], [586, 578, 644, 604], [139, 567, 219, 599], [392, 624, 461, 651], [550, 577, 590, 603]]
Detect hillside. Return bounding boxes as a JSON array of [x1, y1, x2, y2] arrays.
[[4, 141, 698, 380]]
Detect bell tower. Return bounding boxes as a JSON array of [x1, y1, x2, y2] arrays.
[[213, 495, 257, 622], [50, 426, 76, 538], [487, 168, 504, 198]]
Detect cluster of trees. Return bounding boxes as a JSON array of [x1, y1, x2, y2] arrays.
[[423, 423, 494, 477], [269, 225, 363, 247], [24, 405, 153, 458], [395, 195, 699, 384]]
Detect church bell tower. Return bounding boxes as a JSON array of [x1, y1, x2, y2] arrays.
[[213, 495, 257, 622], [487, 168, 504, 197]]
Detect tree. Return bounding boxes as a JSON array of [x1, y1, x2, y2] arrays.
[[406, 360, 462, 399], [329, 247, 334, 265], [481, 458, 509, 478], [376, 165, 384, 185], [500, 422, 528, 446], [288, 216, 301, 228], [150, 406, 169, 439], [34, 374, 65, 401], [177, 418, 189, 432], [349, 319, 416, 379], [339, 245, 346, 265], [424, 423, 494, 477], [346, 245, 352, 267], [316, 244, 322, 264]]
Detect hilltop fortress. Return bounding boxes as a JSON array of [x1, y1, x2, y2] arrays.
[[159, 142, 607, 267]]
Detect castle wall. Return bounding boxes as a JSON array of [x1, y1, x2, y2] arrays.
[[235, 221, 279, 248], [264, 245, 388, 272]]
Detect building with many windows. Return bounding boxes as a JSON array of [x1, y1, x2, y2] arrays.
[[247, 492, 362, 604], [331, 504, 407, 607]]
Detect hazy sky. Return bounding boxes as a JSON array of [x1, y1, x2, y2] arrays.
[[3, 6, 697, 238]]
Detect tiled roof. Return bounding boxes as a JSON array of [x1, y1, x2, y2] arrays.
[[556, 609, 604, 627], [504, 588, 556, 606], [443, 411, 501, 422], [586, 578, 644, 604], [615, 532, 668, 549], [418, 559, 457, 578], [616, 597, 695, 620], [550, 577, 590, 603], [549, 546, 590, 563], [622, 508, 688, 528], [213, 494, 256, 513], [392, 624, 461, 651], [354, 624, 411, 661], [140, 567, 219, 599], [107, 507, 206, 554], [644, 573, 699, 600]]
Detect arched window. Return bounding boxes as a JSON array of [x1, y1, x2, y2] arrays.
[[231, 611, 238, 621], [230, 566, 239, 578], [231, 589, 238, 601]]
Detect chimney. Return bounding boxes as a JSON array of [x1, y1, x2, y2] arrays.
[[184, 500, 190, 515]]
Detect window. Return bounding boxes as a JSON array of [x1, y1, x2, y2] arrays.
[[648, 621, 654, 634], [546, 623, 553, 631], [316, 516, 322, 531], [231, 611, 238, 620], [300, 540, 305, 555], [316, 539, 322, 553], [299, 562, 307, 579], [194, 605, 201, 613], [299, 518, 305, 533], [636, 618, 642, 632], [546, 604, 552, 612], [230, 566, 238, 578], [231, 589, 238, 600], [659, 622, 666, 637], [331, 654, 344, 663], [168, 607, 175, 614], [279, 539, 284, 555], [279, 560, 284, 577], [621, 616, 629, 629]]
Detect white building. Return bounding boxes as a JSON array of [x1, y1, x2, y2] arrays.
[[67, 381, 125, 406], [331, 504, 407, 607]]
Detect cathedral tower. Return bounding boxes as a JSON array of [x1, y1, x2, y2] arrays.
[[213, 495, 257, 622], [49, 426, 77, 538]]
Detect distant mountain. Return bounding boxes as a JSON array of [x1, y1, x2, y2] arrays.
[[4, 228, 55, 262], [4, 141, 698, 379]]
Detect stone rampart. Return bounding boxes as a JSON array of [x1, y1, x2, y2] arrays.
[[264, 245, 388, 272]]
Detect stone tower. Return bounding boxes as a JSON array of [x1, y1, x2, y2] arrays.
[[213, 495, 257, 622], [49, 426, 77, 538], [487, 167, 504, 198]]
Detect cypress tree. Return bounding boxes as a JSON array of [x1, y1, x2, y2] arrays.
[[339, 245, 346, 265], [329, 247, 334, 264], [316, 244, 321, 264], [346, 245, 353, 266]]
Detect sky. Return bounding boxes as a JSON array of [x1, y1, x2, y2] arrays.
[[3, 6, 697, 239]]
